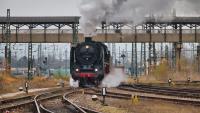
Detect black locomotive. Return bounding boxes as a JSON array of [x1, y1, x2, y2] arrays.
[[70, 37, 110, 86]]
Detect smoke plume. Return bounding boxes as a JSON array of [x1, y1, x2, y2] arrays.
[[80, 0, 200, 35], [101, 68, 127, 87]]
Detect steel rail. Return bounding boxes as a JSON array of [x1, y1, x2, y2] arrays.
[[118, 84, 200, 98], [63, 91, 87, 113], [85, 90, 200, 106]]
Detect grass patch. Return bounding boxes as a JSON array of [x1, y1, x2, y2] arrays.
[[0, 71, 69, 94], [53, 74, 69, 81], [151, 59, 170, 82], [125, 57, 200, 84], [29, 76, 58, 88], [0, 72, 18, 94]]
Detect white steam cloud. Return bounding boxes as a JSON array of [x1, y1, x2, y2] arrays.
[[69, 77, 79, 87], [101, 68, 127, 87], [80, 0, 200, 35]]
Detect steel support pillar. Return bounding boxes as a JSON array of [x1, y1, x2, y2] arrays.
[[176, 24, 183, 72], [5, 9, 11, 75], [28, 25, 33, 80], [195, 25, 197, 42], [193, 44, 195, 64], [148, 43, 153, 74], [55, 24, 65, 42], [140, 43, 145, 75], [102, 23, 111, 50], [118, 46, 121, 66], [102, 23, 108, 42], [161, 43, 163, 59], [65, 48, 68, 73], [165, 45, 169, 60], [1, 24, 5, 41], [125, 44, 128, 67], [140, 43, 143, 75], [134, 42, 138, 77], [197, 45, 200, 73], [144, 43, 147, 75], [172, 43, 176, 70], [131, 25, 134, 77], [131, 42, 134, 76], [134, 27, 138, 77], [72, 23, 79, 46], [148, 24, 153, 75], [153, 43, 156, 67], [37, 43, 42, 76], [164, 26, 167, 42]]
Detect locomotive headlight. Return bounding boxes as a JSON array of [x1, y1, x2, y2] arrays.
[[86, 45, 90, 49], [95, 68, 98, 72], [75, 68, 79, 72]]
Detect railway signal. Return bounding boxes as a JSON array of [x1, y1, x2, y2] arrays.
[[25, 81, 29, 94], [102, 87, 107, 105]]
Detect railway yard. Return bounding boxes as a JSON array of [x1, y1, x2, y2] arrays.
[[1, 82, 200, 113], [2, 0, 200, 113]]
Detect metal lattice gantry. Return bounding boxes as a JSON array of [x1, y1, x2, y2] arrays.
[[0, 12, 80, 78], [0, 16, 200, 43], [1, 15, 200, 74], [100, 16, 200, 74], [0, 16, 80, 43]]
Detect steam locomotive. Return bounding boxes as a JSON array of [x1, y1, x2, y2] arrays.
[[70, 37, 110, 87]]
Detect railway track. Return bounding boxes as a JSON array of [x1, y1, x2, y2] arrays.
[[86, 88, 200, 106], [34, 90, 65, 113], [118, 84, 200, 98], [33, 88, 102, 113], [144, 81, 200, 86], [62, 90, 101, 113], [0, 95, 34, 112], [1, 87, 100, 113], [2, 86, 200, 113], [0, 87, 70, 113], [172, 80, 200, 84]]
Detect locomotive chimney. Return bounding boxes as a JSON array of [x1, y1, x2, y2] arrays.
[[85, 37, 92, 42]]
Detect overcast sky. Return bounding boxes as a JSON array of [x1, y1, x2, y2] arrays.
[[0, 0, 81, 16]]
